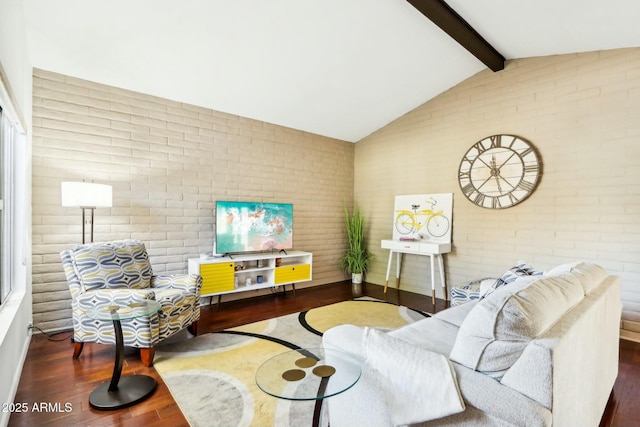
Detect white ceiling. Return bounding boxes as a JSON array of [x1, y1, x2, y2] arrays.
[[23, 0, 640, 142]]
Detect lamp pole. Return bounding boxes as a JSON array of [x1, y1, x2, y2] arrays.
[[61, 181, 112, 245], [80, 206, 96, 244]]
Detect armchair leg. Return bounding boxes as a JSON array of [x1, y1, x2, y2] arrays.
[[72, 342, 84, 359], [140, 347, 156, 367], [187, 321, 198, 336]]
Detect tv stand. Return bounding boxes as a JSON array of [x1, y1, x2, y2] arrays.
[[188, 251, 312, 306]]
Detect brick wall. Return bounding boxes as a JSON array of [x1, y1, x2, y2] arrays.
[[32, 69, 354, 332], [32, 48, 640, 328], [356, 48, 640, 298]]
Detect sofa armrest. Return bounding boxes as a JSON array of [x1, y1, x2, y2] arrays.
[[322, 324, 367, 360], [75, 288, 156, 309], [152, 274, 202, 296]]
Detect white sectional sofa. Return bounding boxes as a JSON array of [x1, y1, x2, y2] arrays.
[[323, 262, 621, 427]]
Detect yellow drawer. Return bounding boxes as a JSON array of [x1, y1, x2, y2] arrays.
[[275, 264, 311, 284], [200, 262, 235, 294]]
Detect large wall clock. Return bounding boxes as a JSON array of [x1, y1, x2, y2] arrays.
[[458, 134, 541, 209]]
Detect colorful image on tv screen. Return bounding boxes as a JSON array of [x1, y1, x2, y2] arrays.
[[216, 201, 293, 253]]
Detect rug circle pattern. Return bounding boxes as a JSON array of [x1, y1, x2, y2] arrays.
[[154, 299, 427, 427]]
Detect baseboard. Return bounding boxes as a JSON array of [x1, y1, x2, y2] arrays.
[[0, 332, 31, 427], [620, 318, 640, 343], [620, 328, 640, 343]]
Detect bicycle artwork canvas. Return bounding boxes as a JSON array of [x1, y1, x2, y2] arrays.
[[392, 193, 453, 243]]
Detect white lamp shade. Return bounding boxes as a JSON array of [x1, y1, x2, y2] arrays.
[[61, 182, 112, 208]]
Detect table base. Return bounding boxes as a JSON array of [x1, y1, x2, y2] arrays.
[[89, 375, 156, 410]]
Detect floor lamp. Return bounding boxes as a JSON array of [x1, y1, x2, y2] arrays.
[[61, 182, 113, 244]]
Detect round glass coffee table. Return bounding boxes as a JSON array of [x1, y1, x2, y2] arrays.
[[256, 347, 361, 426], [85, 300, 161, 410], [256, 348, 361, 401]]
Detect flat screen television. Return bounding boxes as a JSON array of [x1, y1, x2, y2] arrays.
[[215, 201, 293, 254]]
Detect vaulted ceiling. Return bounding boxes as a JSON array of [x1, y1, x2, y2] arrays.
[[23, 0, 640, 142]]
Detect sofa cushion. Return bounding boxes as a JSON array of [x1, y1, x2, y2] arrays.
[[546, 261, 607, 294], [71, 240, 153, 291], [434, 300, 478, 328], [450, 273, 584, 376], [570, 263, 608, 294], [545, 261, 581, 276]]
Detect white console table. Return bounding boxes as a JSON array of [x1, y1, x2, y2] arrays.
[[381, 239, 451, 304]]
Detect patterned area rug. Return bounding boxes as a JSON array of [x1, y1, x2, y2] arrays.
[[154, 298, 428, 427]]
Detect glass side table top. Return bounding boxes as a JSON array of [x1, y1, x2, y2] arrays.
[[86, 300, 161, 321], [255, 348, 361, 401]]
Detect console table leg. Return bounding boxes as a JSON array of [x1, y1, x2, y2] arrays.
[[384, 251, 393, 293], [430, 255, 436, 305], [438, 254, 447, 302], [396, 252, 402, 289]]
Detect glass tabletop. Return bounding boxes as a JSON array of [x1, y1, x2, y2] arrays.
[[255, 348, 361, 401], [86, 300, 161, 322]]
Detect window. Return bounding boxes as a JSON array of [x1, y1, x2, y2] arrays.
[[0, 67, 27, 307], [1, 107, 10, 304], [0, 103, 24, 305]]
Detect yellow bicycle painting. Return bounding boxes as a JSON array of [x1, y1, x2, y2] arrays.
[[393, 196, 451, 240]]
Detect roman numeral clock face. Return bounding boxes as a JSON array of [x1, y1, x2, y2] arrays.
[[458, 134, 541, 209]]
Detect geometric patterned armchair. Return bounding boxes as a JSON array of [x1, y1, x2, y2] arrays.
[[60, 239, 202, 367]]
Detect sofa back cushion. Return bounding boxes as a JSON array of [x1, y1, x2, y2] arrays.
[[450, 273, 584, 376], [70, 240, 153, 291], [571, 263, 607, 294], [546, 261, 607, 294]]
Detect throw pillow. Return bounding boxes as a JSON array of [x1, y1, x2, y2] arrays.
[[449, 272, 584, 377], [450, 278, 497, 306], [482, 262, 544, 299]]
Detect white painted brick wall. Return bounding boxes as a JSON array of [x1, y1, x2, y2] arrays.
[[32, 69, 354, 332], [33, 48, 640, 329], [356, 48, 640, 299]]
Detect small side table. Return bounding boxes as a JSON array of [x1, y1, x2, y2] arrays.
[[381, 239, 451, 304], [86, 300, 161, 410]]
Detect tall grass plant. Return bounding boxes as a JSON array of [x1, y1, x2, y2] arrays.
[[339, 205, 372, 276]]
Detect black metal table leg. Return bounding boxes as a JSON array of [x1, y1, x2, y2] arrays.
[[89, 319, 157, 410], [312, 377, 329, 427]]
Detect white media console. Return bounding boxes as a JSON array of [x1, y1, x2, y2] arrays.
[[188, 251, 312, 304]]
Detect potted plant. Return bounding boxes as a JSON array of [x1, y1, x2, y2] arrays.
[[339, 205, 372, 284]]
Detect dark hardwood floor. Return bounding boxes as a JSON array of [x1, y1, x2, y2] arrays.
[[8, 282, 640, 426]]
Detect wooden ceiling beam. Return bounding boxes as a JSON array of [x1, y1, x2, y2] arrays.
[[407, 0, 505, 72]]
